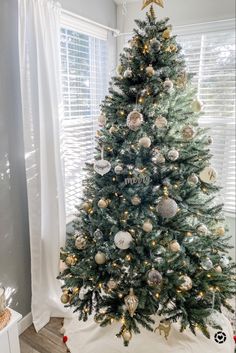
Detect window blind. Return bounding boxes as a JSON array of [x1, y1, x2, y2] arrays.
[[61, 25, 108, 219], [177, 26, 235, 214]]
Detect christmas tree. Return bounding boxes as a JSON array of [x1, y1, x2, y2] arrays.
[[59, 2, 235, 346]]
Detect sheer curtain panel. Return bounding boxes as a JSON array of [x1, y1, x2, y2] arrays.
[[18, 0, 70, 331]]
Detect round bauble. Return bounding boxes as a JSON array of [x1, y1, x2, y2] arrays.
[[168, 149, 179, 161], [199, 166, 217, 184], [109, 125, 117, 134], [179, 275, 192, 291], [219, 256, 229, 268], [153, 153, 165, 164], [131, 195, 141, 206], [208, 136, 213, 145], [75, 235, 87, 250], [163, 78, 174, 91], [162, 28, 171, 39], [215, 265, 222, 273], [61, 293, 70, 304], [142, 220, 153, 233], [114, 165, 123, 175], [126, 110, 143, 131], [94, 229, 103, 240], [98, 114, 106, 127], [98, 198, 108, 209], [192, 99, 203, 113], [95, 252, 106, 265], [216, 226, 225, 236], [82, 201, 92, 212], [65, 255, 77, 266], [147, 269, 162, 286], [122, 330, 132, 343], [124, 68, 132, 78], [107, 279, 118, 290], [201, 258, 213, 270], [94, 159, 111, 176], [182, 125, 195, 140], [116, 64, 123, 76], [155, 116, 168, 129], [157, 197, 178, 219], [169, 240, 181, 253], [187, 173, 199, 185], [150, 38, 161, 50], [139, 136, 151, 148], [197, 224, 208, 236], [114, 231, 133, 250], [146, 64, 155, 76]]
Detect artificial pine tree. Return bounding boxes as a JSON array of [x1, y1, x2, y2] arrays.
[[58, 2, 235, 346]]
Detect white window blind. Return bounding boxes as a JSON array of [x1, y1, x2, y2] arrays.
[[60, 20, 108, 219], [177, 22, 235, 214]]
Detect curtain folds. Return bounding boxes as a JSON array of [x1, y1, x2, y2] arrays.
[[18, 0, 70, 331]]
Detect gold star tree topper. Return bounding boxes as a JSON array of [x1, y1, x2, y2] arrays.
[[142, 0, 164, 10]]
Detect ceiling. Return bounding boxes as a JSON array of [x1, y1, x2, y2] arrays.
[[114, 0, 139, 4]]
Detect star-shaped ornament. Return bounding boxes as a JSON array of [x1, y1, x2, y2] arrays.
[[142, 0, 164, 10]]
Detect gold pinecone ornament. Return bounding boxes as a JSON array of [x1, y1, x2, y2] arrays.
[[124, 288, 139, 317]]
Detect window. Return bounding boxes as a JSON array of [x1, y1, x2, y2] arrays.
[[176, 20, 235, 214], [60, 14, 108, 219]]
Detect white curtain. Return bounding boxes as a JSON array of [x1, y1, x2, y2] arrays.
[[18, 0, 70, 331]]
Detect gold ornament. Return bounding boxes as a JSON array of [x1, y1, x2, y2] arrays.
[[142, 220, 153, 233], [155, 319, 171, 340], [122, 329, 132, 343], [75, 235, 87, 250], [109, 125, 117, 134], [98, 198, 109, 209], [124, 288, 139, 317], [61, 292, 70, 304], [192, 99, 203, 113], [182, 125, 195, 140], [176, 72, 188, 88], [95, 252, 106, 265], [169, 240, 181, 253], [146, 64, 155, 76], [162, 28, 171, 39], [82, 201, 92, 212], [216, 226, 225, 236], [65, 255, 77, 266], [179, 275, 192, 291], [139, 136, 151, 148], [215, 265, 222, 273], [142, 0, 164, 10], [131, 195, 141, 206]]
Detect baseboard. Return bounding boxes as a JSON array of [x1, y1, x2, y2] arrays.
[[18, 312, 33, 335]]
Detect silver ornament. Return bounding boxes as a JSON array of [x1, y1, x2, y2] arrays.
[[157, 197, 178, 219], [124, 288, 139, 317], [163, 78, 173, 91], [126, 110, 143, 131], [114, 165, 123, 175], [155, 116, 168, 129], [147, 269, 163, 286], [167, 149, 179, 161], [94, 229, 103, 240], [187, 173, 199, 185], [124, 68, 132, 78], [114, 231, 133, 250], [153, 153, 165, 164], [150, 38, 161, 50], [179, 275, 192, 291], [197, 224, 208, 236], [199, 166, 217, 184], [94, 159, 111, 176], [201, 258, 213, 270], [139, 136, 151, 148], [219, 256, 229, 268]]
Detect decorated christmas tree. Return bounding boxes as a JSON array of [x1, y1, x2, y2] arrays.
[[58, 1, 235, 346]]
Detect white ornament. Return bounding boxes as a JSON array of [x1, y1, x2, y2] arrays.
[[95, 252, 106, 265], [155, 116, 168, 129], [199, 166, 217, 184], [114, 231, 133, 250], [126, 110, 143, 131], [114, 165, 123, 175], [215, 265, 222, 273], [124, 68, 132, 78], [142, 220, 153, 233], [169, 240, 181, 253], [94, 159, 111, 176], [197, 224, 208, 236], [131, 195, 141, 206], [187, 173, 199, 185], [163, 78, 173, 91], [201, 258, 213, 270], [139, 136, 151, 148], [146, 64, 155, 76], [79, 286, 90, 300], [168, 149, 179, 161], [219, 256, 229, 268], [157, 197, 178, 219], [98, 114, 106, 127], [192, 99, 203, 113]]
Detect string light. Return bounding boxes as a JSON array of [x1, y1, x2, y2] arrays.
[[155, 293, 160, 299], [126, 255, 131, 261]]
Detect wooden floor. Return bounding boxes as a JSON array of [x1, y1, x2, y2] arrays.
[[20, 318, 68, 353]]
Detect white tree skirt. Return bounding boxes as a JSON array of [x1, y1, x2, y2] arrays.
[[63, 313, 234, 353]]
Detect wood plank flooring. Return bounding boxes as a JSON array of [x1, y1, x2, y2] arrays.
[[20, 318, 68, 353]]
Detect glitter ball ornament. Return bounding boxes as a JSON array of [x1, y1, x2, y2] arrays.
[[169, 240, 181, 253], [114, 231, 133, 250], [61, 293, 70, 304], [167, 149, 179, 161], [139, 136, 151, 148], [98, 198, 108, 209], [126, 110, 143, 131], [124, 288, 139, 317], [122, 330, 132, 343], [65, 255, 77, 266], [94, 229, 103, 240], [192, 99, 203, 113], [147, 269, 162, 286], [187, 173, 199, 185], [153, 153, 166, 164], [75, 235, 87, 250], [142, 220, 153, 233], [197, 224, 208, 236], [155, 116, 168, 129], [114, 165, 123, 175], [219, 256, 229, 268], [95, 252, 106, 265], [201, 258, 213, 270], [179, 275, 192, 291], [107, 279, 118, 290], [131, 195, 141, 206], [94, 159, 111, 176], [157, 197, 178, 219], [162, 28, 171, 39], [216, 226, 225, 236], [124, 68, 132, 78], [98, 114, 106, 127], [163, 78, 173, 91], [199, 166, 217, 184], [182, 125, 195, 140], [215, 265, 222, 273], [146, 64, 155, 76]]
